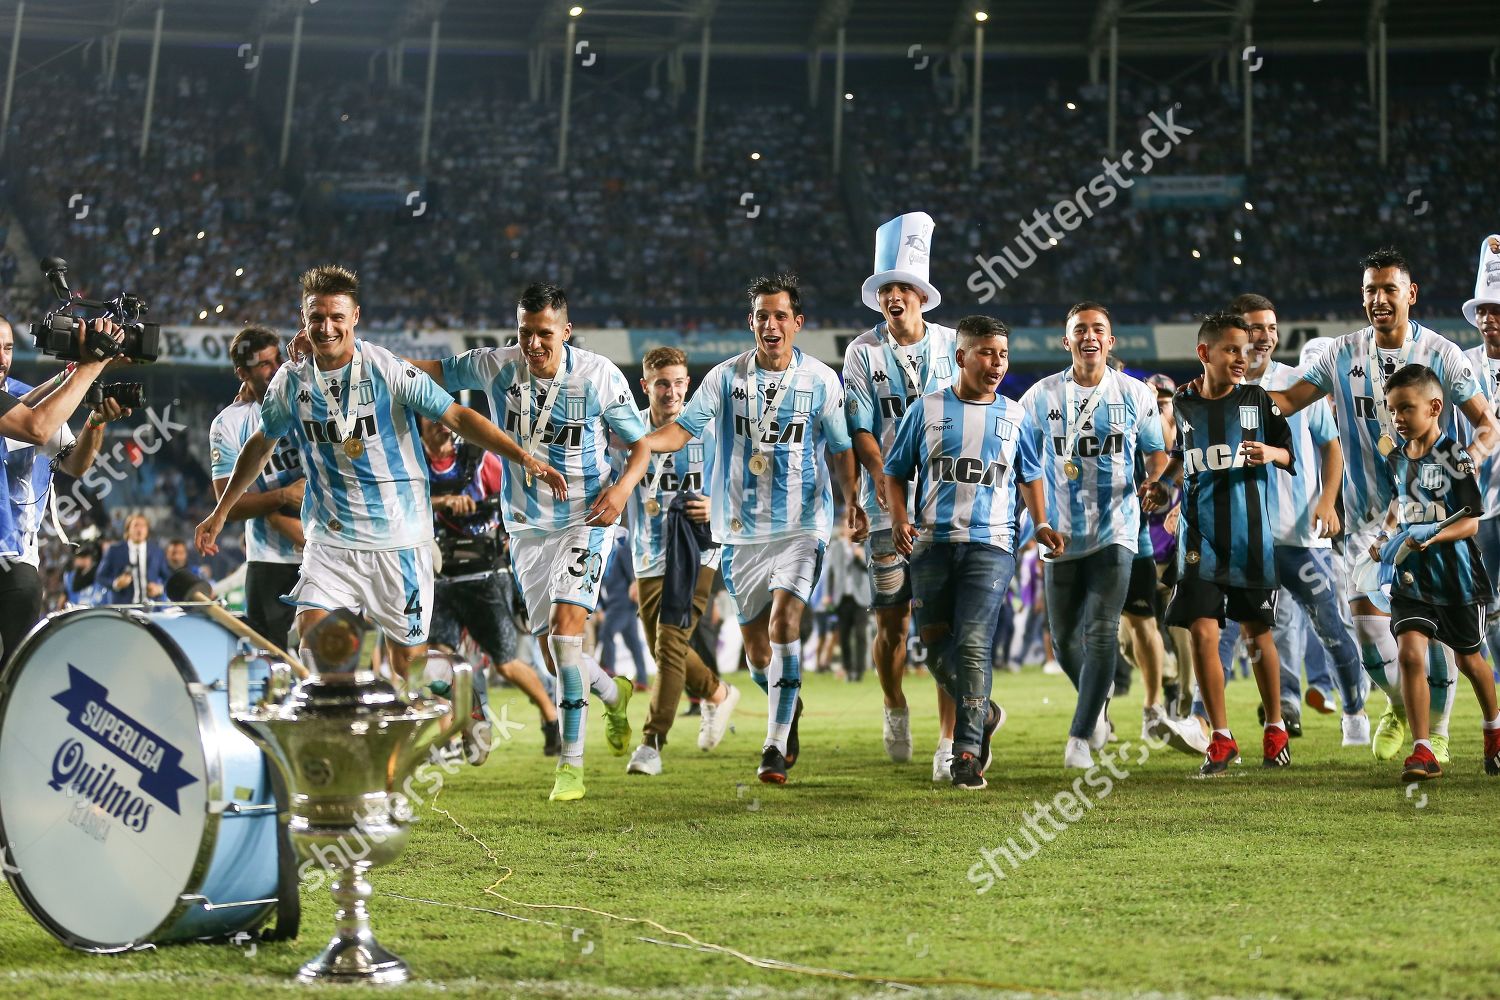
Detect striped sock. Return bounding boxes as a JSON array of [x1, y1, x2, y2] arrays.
[[750, 668, 769, 695], [1427, 642, 1457, 738], [1353, 616, 1402, 706], [765, 641, 800, 753], [550, 635, 587, 767]]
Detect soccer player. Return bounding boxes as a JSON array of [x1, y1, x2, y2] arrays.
[[1369, 364, 1500, 779], [642, 273, 864, 785], [843, 212, 959, 778], [1266, 248, 1500, 763], [409, 282, 651, 802], [621, 347, 739, 777], [1459, 235, 1500, 671], [1142, 312, 1296, 776], [1230, 293, 1370, 744], [196, 265, 564, 694], [883, 315, 1054, 790], [1018, 301, 1169, 769], [209, 325, 307, 645]]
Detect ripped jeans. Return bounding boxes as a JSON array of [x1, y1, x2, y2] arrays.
[[910, 540, 1018, 756]]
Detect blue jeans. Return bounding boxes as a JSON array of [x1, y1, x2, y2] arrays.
[[1044, 545, 1133, 741], [911, 541, 1017, 756]]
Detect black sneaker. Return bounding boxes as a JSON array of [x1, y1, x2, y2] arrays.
[[950, 751, 987, 791], [1285, 705, 1303, 739], [785, 697, 805, 769], [683, 700, 702, 717], [757, 746, 788, 784], [542, 719, 562, 757], [979, 700, 1006, 772]]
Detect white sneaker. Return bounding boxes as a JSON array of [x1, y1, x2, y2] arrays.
[[1042, 659, 1065, 675], [883, 706, 913, 763], [626, 744, 662, 775], [1341, 712, 1371, 747], [697, 683, 741, 751], [932, 745, 953, 782], [1088, 704, 1113, 751], [1064, 736, 1094, 769], [1144, 704, 1209, 755]]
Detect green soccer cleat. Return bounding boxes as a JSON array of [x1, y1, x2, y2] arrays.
[[549, 763, 586, 801], [1372, 699, 1407, 761], [604, 675, 634, 756], [1430, 732, 1451, 764]]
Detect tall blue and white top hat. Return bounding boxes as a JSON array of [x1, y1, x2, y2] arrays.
[[1462, 234, 1500, 328], [861, 212, 941, 313]]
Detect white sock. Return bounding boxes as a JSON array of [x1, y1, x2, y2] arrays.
[[586, 651, 619, 706], [1427, 642, 1457, 738], [1213, 728, 1233, 740], [765, 641, 800, 753], [1484, 715, 1500, 730], [936, 737, 953, 753], [1353, 615, 1402, 705], [1267, 720, 1286, 732], [550, 634, 587, 767], [1415, 738, 1433, 753]]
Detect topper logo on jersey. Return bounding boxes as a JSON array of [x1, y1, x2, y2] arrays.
[[40, 664, 199, 837], [929, 455, 1008, 485], [503, 411, 584, 447], [1050, 433, 1123, 457], [303, 413, 377, 445], [733, 415, 805, 443]]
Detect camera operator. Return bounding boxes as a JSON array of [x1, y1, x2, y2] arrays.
[[209, 325, 306, 645], [0, 315, 132, 665], [420, 415, 562, 757]]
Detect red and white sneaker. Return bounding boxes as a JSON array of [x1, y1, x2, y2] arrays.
[[1483, 728, 1500, 777], [1199, 733, 1239, 776], [1403, 743, 1442, 781], [1262, 725, 1291, 768]]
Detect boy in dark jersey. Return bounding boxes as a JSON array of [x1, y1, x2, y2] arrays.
[[1141, 312, 1295, 776], [1371, 364, 1500, 780]]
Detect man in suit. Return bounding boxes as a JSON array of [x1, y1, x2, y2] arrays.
[[98, 512, 168, 604]]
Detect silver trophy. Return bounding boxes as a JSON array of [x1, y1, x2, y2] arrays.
[[233, 611, 471, 984]]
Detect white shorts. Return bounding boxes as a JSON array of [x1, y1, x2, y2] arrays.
[[721, 534, 826, 624], [509, 524, 617, 636], [287, 541, 434, 646], [1344, 516, 1386, 604]]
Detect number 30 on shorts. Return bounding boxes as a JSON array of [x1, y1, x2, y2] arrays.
[[565, 546, 604, 591]]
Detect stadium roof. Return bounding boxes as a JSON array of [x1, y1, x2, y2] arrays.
[[13, 0, 1500, 58]]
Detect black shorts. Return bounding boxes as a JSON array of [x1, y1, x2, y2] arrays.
[[431, 571, 518, 664], [1123, 555, 1158, 618], [1165, 578, 1278, 629], [245, 561, 301, 647], [1389, 595, 1487, 655]]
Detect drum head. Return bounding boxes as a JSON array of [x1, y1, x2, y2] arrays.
[[0, 610, 213, 950]]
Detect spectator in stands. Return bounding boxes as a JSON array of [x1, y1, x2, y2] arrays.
[[97, 512, 168, 605]]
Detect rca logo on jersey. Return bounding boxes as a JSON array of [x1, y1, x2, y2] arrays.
[[1399, 499, 1448, 523], [650, 471, 703, 493], [880, 394, 919, 418], [302, 413, 377, 445], [1183, 444, 1242, 474], [928, 455, 1008, 486], [1240, 405, 1260, 430], [733, 415, 805, 443], [503, 411, 584, 447], [266, 442, 302, 475], [1050, 433, 1123, 458]]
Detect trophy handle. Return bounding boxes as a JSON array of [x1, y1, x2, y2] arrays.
[[412, 659, 472, 759]]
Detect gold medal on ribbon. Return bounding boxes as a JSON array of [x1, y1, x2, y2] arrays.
[[342, 437, 365, 460], [1186, 550, 1200, 564], [644, 498, 662, 517], [1377, 433, 1396, 457], [748, 452, 769, 476], [1063, 460, 1081, 481]]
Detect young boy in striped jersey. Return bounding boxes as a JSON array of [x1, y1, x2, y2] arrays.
[[407, 282, 653, 802], [1142, 311, 1296, 776], [621, 347, 739, 777], [1371, 364, 1500, 780], [882, 315, 1055, 790], [643, 273, 864, 785]]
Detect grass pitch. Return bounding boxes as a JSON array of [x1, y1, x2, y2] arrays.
[[3, 665, 1498, 999]]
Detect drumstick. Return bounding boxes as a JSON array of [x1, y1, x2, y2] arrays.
[[1394, 506, 1471, 566], [166, 571, 309, 678]]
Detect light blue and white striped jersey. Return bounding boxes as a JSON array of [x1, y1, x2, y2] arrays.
[[1251, 360, 1337, 549], [441, 343, 647, 538], [1300, 321, 1479, 527], [1018, 367, 1165, 561], [260, 340, 454, 550], [843, 321, 958, 531], [1461, 343, 1500, 522], [618, 407, 717, 578], [1, 378, 70, 566], [882, 388, 1042, 550], [677, 347, 852, 545], [210, 400, 305, 564]]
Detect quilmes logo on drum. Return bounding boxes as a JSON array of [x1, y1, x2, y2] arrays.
[[45, 665, 198, 840]]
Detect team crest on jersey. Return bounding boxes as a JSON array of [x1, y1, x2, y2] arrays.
[[934, 356, 953, 380], [687, 443, 704, 464], [565, 394, 586, 422], [1420, 463, 1445, 491], [1108, 404, 1126, 427], [795, 390, 813, 414], [995, 417, 1015, 440], [1239, 405, 1260, 430], [357, 380, 375, 406]]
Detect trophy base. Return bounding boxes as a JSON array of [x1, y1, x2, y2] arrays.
[[296, 935, 411, 985]]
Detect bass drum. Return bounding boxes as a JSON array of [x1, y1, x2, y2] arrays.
[[0, 607, 285, 952]]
